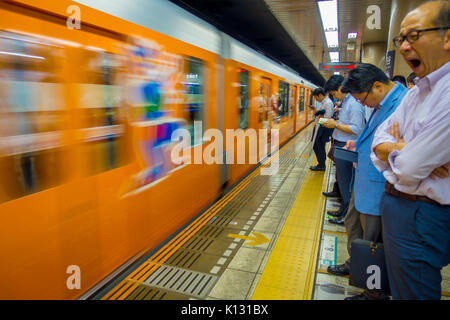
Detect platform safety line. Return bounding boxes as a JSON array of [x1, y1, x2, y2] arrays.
[[102, 123, 314, 300], [250, 156, 329, 300], [302, 159, 330, 299]]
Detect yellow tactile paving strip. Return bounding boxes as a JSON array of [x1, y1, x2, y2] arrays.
[[251, 159, 329, 300]]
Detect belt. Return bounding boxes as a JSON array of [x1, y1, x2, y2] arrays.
[[384, 182, 446, 207]]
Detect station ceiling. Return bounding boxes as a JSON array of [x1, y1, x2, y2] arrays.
[[169, 0, 394, 88], [266, 0, 391, 74], [168, 0, 327, 86]]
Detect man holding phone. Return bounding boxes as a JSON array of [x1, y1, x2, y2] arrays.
[[310, 88, 334, 171]]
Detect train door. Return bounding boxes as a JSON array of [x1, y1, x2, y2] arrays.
[[291, 85, 297, 134], [259, 77, 271, 159], [308, 88, 314, 122], [298, 86, 305, 126]]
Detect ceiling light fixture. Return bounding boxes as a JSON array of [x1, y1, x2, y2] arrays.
[[329, 51, 340, 62], [317, 0, 339, 48]]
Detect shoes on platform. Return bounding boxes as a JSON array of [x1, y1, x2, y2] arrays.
[[344, 292, 391, 300], [327, 263, 350, 276], [322, 191, 340, 198], [328, 217, 345, 225], [310, 165, 325, 171], [327, 210, 343, 217], [344, 293, 369, 300]]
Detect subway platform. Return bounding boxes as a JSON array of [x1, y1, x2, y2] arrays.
[[83, 124, 450, 300]]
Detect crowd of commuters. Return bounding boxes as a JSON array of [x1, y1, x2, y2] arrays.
[[309, 1, 449, 300]]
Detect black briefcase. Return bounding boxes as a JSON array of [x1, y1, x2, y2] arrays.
[[349, 239, 390, 294]]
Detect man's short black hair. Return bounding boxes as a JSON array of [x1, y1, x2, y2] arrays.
[[324, 75, 345, 92], [312, 87, 327, 97], [341, 63, 390, 94], [392, 75, 407, 87]]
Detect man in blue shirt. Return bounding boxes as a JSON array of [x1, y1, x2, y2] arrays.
[[323, 76, 365, 224], [325, 64, 408, 300]]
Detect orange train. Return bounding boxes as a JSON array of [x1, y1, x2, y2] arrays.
[[0, 0, 317, 299]]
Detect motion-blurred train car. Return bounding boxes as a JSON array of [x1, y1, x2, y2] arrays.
[[0, 0, 316, 299]]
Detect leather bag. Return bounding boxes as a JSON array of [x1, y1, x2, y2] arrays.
[[349, 239, 390, 294]]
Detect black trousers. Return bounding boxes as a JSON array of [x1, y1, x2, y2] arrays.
[[313, 126, 331, 168]]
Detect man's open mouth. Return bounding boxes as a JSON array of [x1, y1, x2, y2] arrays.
[[409, 59, 421, 68]]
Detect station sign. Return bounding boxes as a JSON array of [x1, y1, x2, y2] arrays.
[[319, 62, 358, 70]]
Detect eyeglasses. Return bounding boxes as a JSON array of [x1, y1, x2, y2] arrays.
[[361, 82, 374, 105], [393, 27, 450, 48]]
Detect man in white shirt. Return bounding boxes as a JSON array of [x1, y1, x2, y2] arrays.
[[310, 88, 334, 171], [371, 0, 450, 299]]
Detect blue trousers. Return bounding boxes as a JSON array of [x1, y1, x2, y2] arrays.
[[334, 140, 353, 216], [380, 193, 450, 300]]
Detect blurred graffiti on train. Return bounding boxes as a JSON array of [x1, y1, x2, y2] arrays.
[[118, 35, 188, 198]]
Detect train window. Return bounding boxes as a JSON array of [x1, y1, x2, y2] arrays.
[[239, 69, 249, 129], [184, 57, 204, 146], [79, 49, 127, 176], [278, 81, 289, 117], [298, 87, 305, 112], [0, 31, 66, 203]]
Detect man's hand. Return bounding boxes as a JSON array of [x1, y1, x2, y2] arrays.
[[374, 122, 407, 161], [389, 121, 406, 151], [344, 140, 356, 151], [323, 119, 336, 128], [429, 163, 450, 180]]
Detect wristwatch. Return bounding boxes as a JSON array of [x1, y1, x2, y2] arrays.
[[335, 122, 339, 129]]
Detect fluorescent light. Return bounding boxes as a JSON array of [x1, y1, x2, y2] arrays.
[[317, 0, 338, 31], [0, 51, 45, 60], [334, 72, 340, 75], [325, 31, 339, 48], [329, 51, 340, 62], [348, 32, 358, 39], [318, 1, 339, 48]]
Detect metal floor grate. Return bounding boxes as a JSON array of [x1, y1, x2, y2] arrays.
[[143, 265, 217, 298]]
